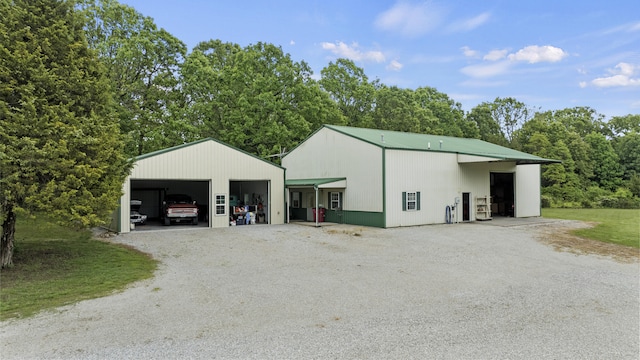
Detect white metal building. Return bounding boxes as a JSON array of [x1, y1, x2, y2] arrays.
[[282, 125, 557, 228], [111, 138, 285, 233]]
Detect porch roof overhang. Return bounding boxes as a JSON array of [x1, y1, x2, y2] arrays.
[[457, 153, 561, 165], [285, 177, 347, 189]]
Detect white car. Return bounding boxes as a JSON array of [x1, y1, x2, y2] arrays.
[[130, 211, 147, 225], [130, 199, 147, 225]]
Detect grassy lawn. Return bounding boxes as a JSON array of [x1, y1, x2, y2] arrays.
[[0, 216, 157, 321], [542, 208, 640, 248]]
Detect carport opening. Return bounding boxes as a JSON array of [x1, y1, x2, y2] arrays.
[[130, 179, 210, 229], [229, 180, 269, 225], [490, 172, 514, 217]]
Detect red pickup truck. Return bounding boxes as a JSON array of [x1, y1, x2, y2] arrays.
[[162, 194, 199, 225]]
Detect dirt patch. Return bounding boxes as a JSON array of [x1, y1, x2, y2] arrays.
[[324, 226, 365, 237], [537, 221, 640, 263]]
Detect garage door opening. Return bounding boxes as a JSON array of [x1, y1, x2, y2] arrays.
[[130, 179, 210, 230], [490, 173, 514, 217], [229, 180, 270, 225]]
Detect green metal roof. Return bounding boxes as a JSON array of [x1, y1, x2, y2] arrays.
[[325, 125, 559, 164], [285, 177, 346, 187]]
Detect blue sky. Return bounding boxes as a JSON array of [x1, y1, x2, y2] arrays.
[[119, 0, 640, 119]]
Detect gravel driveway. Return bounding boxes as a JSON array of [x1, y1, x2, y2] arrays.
[[1, 220, 638, 359]]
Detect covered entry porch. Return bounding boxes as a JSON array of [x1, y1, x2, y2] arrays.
[[286, 178, 347, 226]]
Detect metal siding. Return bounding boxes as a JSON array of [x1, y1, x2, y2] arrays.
[[119, 140, 285, 232], [516, 164, 541, 217], [283, 127, 543, 228], [385, 150, 460, 227], [458, 163, 491, 221], [282, 127, 383, 212]]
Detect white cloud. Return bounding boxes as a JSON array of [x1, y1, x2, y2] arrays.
[[386, 60, 403, 71], [460, 44, 568, 79], [447, 12, 491, 32], [508, 45, 568, 63], [591, 62, 640, 87], [602, 21, 640, 35], [483, 49, 508, 61], [374, 1, 445, 36], [460, 60, 511, 78], [461, 46, 479, 58], [321, 41, 385, 63], [579, 81, 587, 88], [290, 40, 295, 46]]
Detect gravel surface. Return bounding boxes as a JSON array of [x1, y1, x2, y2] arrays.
[[1, 220, 638, 359]]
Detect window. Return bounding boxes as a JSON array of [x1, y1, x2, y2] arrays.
[[292, 192, 301, 208], [215, 194, 226, 216], [329, 192, 342, 210], [402, 191, 421, 211]]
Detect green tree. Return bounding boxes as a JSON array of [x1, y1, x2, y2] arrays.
[[614, 132, 640, 180], [542, 140, 582, 203], [585, 132, 623, 191], [1, 0, 130, 267], [413, 87, 471, 137], [466, 103, 506, 145], [516, 109, 597, 186], [607, 114, 640, 181], [78, 0, 188, 156], [606, 114, 640, 137], [488, 97, 532, 145], [319, 58, 378, 128], [372, 86, 424, 133], [550, 107, 606, 137], [182, 41, 324, 158]]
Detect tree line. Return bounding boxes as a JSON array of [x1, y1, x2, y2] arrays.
[[1, 0, 637, 267], [77, 0, 639, 209]]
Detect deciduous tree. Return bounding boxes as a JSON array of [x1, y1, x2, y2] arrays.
[[182, 41, 322, 159], [78, 0, 188, 156], [320, 58, 378, 129], [488, 97, 532, 145], [585, 132, 623, 191]]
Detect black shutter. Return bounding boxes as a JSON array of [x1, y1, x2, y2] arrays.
[[417, 192, 421, 210], [402, 192, 407, 211]]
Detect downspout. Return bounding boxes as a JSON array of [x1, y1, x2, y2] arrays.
[[314, 184, 319, 227], [284, 169, 288, 224], [382, 148, 386, 228]]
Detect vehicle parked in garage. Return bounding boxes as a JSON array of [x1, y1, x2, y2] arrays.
[[130, 200, 147, 225], [162, 194, 199, 225]]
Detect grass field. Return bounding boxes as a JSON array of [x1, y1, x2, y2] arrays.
[[0, 216, 157, 321], [542, 208, 640, 248]]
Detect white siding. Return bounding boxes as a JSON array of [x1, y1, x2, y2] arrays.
[[385, 150, 460, 227], [118, 140, 285, 232], [515, 164, 541, 217], [458, 163, 491, 220], [284, 127, 543, 227], [283, 128, 383, 212]]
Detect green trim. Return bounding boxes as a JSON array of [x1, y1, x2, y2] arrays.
[[119, 196, 122, 232], [283, 169, 287, 224], [325, 209, 385, 228], [289, 207, 307, 221], [285, 177, 346, 187], [134, 138, 285, 170], [382, 148, 386, 228]]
